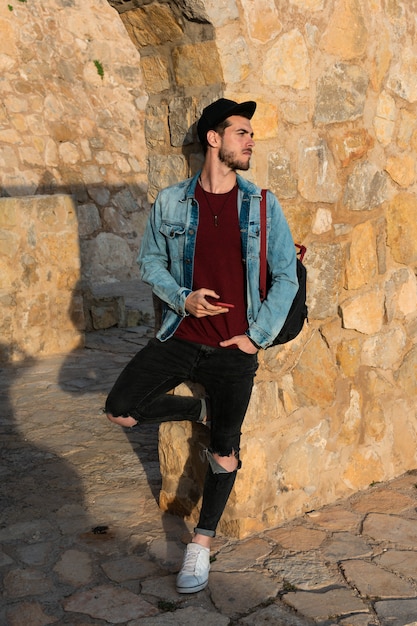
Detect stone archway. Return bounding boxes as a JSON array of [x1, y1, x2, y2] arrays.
[[108, 0, 222, 199]]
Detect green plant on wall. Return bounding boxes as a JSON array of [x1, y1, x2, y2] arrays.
[[93, 60, 104, 80]]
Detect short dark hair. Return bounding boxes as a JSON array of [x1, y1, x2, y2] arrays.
[[200, 119, 231, 154]]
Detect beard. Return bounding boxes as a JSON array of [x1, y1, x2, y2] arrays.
[[218, 146, 251, 171]]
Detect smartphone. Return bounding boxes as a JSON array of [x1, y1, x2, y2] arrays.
[[216, 301, 235, 308], [207, 297, 235, 308]]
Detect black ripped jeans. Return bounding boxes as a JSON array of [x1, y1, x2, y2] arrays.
[[105, 337, 258, 536]]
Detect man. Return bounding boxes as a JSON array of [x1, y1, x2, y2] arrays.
[[105, 98, 298, 593]]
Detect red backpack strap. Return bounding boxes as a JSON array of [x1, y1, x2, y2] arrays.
[[259, 189, 267, 302]]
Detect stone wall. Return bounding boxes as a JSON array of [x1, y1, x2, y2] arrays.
[[1, 0, 417, 535], [0, 194, 84, 361], [111, 0, 417, 537], [0, 0, 149, 289]]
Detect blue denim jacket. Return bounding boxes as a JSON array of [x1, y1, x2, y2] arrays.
[[137, 172, 298, 349]]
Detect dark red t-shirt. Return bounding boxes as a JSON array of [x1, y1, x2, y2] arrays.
[[175, 183, 248, 348]]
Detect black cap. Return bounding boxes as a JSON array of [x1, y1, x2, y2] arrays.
[[197, 98, 256, 144]]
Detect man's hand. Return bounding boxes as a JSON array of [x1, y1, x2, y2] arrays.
[[185, 289, 231, 318], [220, 335, 259, 354]]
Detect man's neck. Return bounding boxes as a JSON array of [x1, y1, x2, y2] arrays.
[[199, 163, 237, 194]]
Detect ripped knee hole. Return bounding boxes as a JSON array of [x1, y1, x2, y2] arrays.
[[206, 449, 241, 474]]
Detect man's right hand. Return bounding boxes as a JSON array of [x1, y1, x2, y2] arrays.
[[185, 289, 231, 318]]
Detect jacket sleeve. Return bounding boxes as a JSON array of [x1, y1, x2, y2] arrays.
[[137, 194, 191, 318], [246, 191, 299, 349]]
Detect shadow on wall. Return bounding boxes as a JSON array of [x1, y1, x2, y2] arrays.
[[1, 178, 149, 286]]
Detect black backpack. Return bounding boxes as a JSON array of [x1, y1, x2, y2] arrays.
[[260, 190, 308, 345]]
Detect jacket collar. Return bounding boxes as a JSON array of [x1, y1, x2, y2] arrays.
[[185, 171, 262, 199]]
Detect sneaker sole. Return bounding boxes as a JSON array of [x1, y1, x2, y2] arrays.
[[176, 579, 208, 594]]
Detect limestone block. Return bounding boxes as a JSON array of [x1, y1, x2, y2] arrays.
[[168, 97, 194, 147], [243, 380, 286, 432], [268, 150, 297, 199], [319, 0, 368, 59], [340, 288, 385, 334], [19, 146, 44, 168], [298, 136, 340, 203], [81, 232, 138, 283], [343, 161, 387, 211], [374, 91, 397, 146], [362, 396, 386, 443], [0, 195, 84, 362], [292, 331, 338, 407], [385, 153, 416, 187], [252, 100, 279, 141], [172, 42, 222, 88], [337, 388, 362, 446], [386, 192, 417, 265], [217, 33, 251, 84], [202, 0, 240, 26], [312, 208, 332, 234], [0, 128, 21, 144], [232, 438, 268, 513], [280, 99, 310, 125], [361, 326, 407, 369], [263, 30, 309, 90], [387, 46, 417, 103], [44, 138, 59, 167], [158, 418, 209, 519], [305, 243, 344, 319], [385, 268, 417, 321], [0, 17, 17, 56], [148, 155, 187, 201], [241, 0, 282, 43], [140, 56, 170, 94], [277, 410, 333, 493], [90, 297, 125, 330], [369, 23, 392, 91], [398, 109, 417, 150], [120, 5, 183, 48], [103, 207, 133, 235], [77, 204, 101, 237], [145, 104, 169, 150], [256, 329, 310, 384], [314, 63, 368, 124], [345, 221, 377, 290], [336, 338, 362, 378], [330, 128, 373, 167], [342, 448, 384, 490], [0, 145, 18, 169], [395, 344, 417, 397], [390, 397, 417, 470], [0, 230, 20, 261]]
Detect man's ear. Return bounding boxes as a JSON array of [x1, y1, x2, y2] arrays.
[[206, 129, 220, 148]]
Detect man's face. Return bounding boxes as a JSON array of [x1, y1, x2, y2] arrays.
[[217, 115, 255, 171]]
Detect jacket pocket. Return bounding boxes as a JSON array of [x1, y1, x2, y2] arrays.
[[159, 222, 186, 261]]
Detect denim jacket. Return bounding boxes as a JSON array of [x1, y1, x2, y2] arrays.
[[137, 172, 298, 349]]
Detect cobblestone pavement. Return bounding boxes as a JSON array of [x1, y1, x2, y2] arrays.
[[1, 325, 417, 626]]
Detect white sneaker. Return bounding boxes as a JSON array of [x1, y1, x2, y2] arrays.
[[176, 543, 210, 593]]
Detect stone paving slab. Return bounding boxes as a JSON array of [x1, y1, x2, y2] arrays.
[[341, 559, 416, 599], [1, 328, 417, 625], [283, 587, 369, 621], [374, 599, 417, 626]]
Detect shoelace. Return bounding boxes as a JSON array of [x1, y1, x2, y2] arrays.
[[182, 546, 200, 572]]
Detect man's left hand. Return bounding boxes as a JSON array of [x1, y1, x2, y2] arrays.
[[219, 335, 259, 354]]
